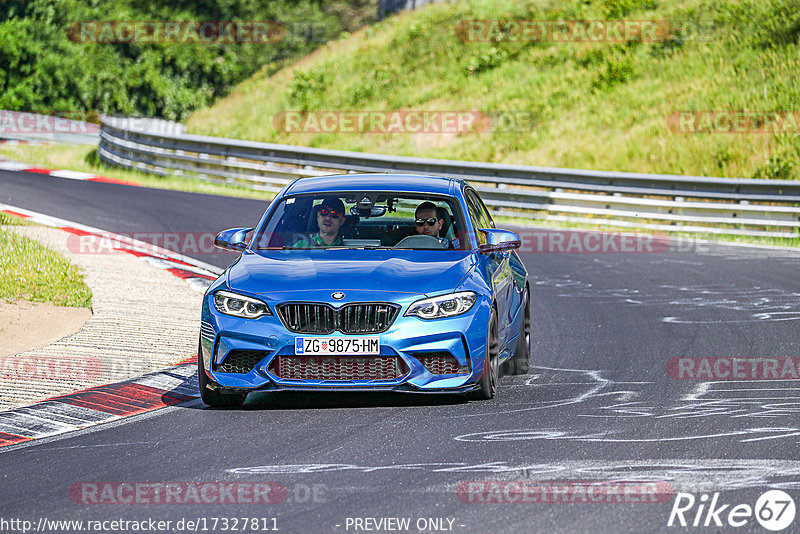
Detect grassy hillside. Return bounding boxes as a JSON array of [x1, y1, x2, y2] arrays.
[[187, 0, 800, 180]]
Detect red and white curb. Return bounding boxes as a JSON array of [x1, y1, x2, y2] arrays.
[[1, 204, 222, 294], [0, 358, 200, 448], [0, 206, 226, 447], [0, 159, 138, 186]]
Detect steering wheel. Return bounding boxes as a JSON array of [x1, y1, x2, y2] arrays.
[[393, 234, 447, 249]]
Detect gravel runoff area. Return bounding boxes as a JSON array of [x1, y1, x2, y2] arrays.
[[0, 226, 203, 410]]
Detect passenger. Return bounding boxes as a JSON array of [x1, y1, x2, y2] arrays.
[[294, 197, 345, 247], [414, 201, 451, 248]]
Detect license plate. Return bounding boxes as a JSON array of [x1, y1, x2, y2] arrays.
[[294, 337, 380, 355]]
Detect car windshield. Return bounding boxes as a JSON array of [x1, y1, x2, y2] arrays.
[[253, 193, 468, 251]]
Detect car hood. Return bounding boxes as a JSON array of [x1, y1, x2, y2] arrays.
[[227, 249, 477, 297]]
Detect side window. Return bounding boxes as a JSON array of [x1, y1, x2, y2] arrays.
[[475, 193, 495, 229], [465, 190, 490, 246], [465, 190, 491, 229]]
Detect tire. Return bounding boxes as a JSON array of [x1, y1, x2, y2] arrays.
[[470, 307, 499, 400], [510, 287, 531, 375], [198, 340, 247, 408]]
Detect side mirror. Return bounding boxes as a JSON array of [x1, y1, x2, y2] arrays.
[[214, 227, 253, 252], [477, 229, 521, 254]]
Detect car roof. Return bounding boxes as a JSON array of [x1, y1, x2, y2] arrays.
[[284, 173, 462, 196]]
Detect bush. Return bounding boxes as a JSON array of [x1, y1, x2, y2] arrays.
[[592, 54, 634, 90], [0, 0, 375, 120], [287, 66, 333, 111], [465, 46, 510, 74], [752, 155, 795, 179], [595, 0, 660, 18]]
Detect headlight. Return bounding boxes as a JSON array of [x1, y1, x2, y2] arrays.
[[214, 290, 272, 319], [405, 291, 477, 319]]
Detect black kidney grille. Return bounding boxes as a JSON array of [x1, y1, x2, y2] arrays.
[[278, 303, 337, 334], [277, 303, 399, 334], [340, 303, 398, 334], [217, 350, 269, 374]]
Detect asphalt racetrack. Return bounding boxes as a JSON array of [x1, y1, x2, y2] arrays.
[[2, 170, 800, 533]]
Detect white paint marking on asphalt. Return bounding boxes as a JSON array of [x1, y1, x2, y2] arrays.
[[458, 366, 611, 419], [453, 427, 800, 444], [48, 169, 97, 180], [740, 431, 800, 442], [682, 382, 713, 401], [226, 459, 800, 491], [0, 161, 32, 171], [13, 401, 112, 423], [133, 373, 196, 392], [0, 413, 80, 438]]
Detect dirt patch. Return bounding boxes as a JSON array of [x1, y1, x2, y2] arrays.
[[0, 300, 91, 357]]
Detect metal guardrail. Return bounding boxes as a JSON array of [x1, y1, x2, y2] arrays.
[[378, 0, 452, 21], [99, 118, 800, 238]]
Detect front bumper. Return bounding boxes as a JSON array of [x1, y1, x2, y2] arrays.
[[200, 290, 490, 394]]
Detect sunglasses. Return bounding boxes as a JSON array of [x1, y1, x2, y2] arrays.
[[319, 208, 341, 219], [415, 217, 438, 227]]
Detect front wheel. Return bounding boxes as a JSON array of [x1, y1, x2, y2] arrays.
[[198, 341, 247, 408], [470, 307, 499, 400]]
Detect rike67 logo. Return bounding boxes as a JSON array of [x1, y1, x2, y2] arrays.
[[668, 490, 796, 531]]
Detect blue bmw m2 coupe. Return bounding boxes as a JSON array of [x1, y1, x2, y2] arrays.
[[199, 174, 530, 406]]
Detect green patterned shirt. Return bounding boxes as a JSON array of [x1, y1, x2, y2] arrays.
[[292, 233, 343, 248]]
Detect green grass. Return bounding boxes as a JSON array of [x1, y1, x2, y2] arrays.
[[186, 0, 800, 181], [0, 144, 274, 200], [0, 219, 92, 307], [0, 212, 32, 226]]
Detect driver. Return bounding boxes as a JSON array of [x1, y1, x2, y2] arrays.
[[414, 201, 451, 248], [294, 197, 345, 247]]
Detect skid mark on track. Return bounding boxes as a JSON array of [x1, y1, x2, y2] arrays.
[[552, 283, 800, 323], [226, 459, 800, 492], [454, 427, 800, 444], [534, 262, 800, 324], [671, 381, 800, 420], [460, 366, 800, 447], [557, 284, 800, 324], [455, 366, 614, 419]]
